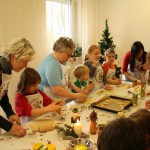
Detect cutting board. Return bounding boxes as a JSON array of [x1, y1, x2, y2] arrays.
[[26, 118, 55, 132]]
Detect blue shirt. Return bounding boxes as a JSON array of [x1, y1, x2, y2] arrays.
[[38, 54, 62, 91]]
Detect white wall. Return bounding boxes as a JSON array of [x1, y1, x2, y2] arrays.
[[0, 0, 48, 110], [97, 0, 150, 64]]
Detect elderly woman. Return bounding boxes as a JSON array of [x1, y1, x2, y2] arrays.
[[38, 37, 86, 102], [0, 38, 35, 137]]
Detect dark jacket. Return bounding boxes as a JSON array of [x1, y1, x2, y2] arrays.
[[0, 56, 15, 131]]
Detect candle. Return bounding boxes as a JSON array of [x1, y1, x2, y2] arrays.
[[73, 119, 82, 137]]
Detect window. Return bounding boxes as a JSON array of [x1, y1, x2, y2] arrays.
[[46, 0, 71, 51]]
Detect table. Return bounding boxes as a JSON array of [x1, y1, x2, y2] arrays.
[[0, 82, 149, 150]]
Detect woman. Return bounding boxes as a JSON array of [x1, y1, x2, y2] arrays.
[[122, 41, 147, 83], [143, 51, 150, 110], [0, 38, 35, 137], [38, 37, 86, 102]]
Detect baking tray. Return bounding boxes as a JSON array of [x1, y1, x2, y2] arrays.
[[91, 95, 132, 113]]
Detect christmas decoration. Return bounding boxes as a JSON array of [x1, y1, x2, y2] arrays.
[[55, 124, 78, 138], [98, 19, 121, 78], [71, 44, 82, 57]]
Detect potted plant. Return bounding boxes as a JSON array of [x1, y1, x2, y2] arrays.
[[71, 45, 82, 61]]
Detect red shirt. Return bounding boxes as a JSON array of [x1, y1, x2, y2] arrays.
[[122, 51, 131, 74], [15, 89, 52, 117], [102, 62, 116, 75]]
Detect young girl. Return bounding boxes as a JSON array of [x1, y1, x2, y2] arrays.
[[84, 45, 112, 91], [102, 48, 121, 85], [15, 67, 63, 124], [69, 64, 94, 94]]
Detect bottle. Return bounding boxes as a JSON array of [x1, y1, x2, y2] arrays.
[[140, 87, 145, 99], [132, 93, 138, 106], [132, 79, 137, 87], [147, 71, 150, 85], [140, 78, 146, 99], [89, 109, 97, 134]]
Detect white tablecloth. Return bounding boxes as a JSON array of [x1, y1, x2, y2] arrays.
[[0, 82, 149, 150]]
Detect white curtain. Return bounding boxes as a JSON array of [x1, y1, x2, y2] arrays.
[[46, 0, 71, 53], [0, 0, 47, 109], [72, 0, 100, 61]]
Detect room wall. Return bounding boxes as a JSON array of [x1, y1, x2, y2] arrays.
[[0, 0, 48, 110], [97, 0, 150, 65]]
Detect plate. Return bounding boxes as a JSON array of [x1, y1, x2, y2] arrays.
[[69, 138, 94, 150]]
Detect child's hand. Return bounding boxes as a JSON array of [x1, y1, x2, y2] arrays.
[[47, 102, 62, 113], [113, 79, 121, 85], [104, 84, 113, 90], [145, 100, 150, 109], [75, 93, 86, 102], [88, 82, 95, 90], [53, 99, 64, 106], [68, 81, 74, 89]]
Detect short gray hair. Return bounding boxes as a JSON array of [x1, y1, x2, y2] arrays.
[[2, 38, 35, 61], [53, 37, 76, 52]]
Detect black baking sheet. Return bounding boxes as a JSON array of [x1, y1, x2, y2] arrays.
[[91, 95, 132, 113]]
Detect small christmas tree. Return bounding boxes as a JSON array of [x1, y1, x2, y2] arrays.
[[98, 19, 121, 78]]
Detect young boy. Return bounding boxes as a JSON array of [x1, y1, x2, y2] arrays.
[[102, 48, 121, 85], [68, 64, 94, 94]]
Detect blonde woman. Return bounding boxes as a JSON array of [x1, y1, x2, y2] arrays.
[[38, 37, 86, 102], [0, 38, 35, 137]]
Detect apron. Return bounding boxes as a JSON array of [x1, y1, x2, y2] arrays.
[[44, 64, 71, 100], [61, 64, 71, 88], [92, 65, 104, 91], [0, 73, 12, 100], [20, 92, 43, 124], [125, 59, 142, 81], [107, 68, 116, 79]]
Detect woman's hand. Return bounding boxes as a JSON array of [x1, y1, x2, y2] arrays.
[[9, 124, 26, 137], [9, 114, 21, 125]]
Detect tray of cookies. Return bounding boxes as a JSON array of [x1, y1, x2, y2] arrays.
[[91, 95, 132, 113]]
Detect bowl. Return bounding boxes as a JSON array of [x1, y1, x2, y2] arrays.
[[69, 138, 94, 150]]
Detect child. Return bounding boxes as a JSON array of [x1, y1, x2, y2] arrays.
[[129, 109, 150, 150], [84, 45, 112, 91], [15, 67, 63, 124], [97, 118, 145, 150], [69, 64, 94, 94], [102, 48, 121, 85]]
